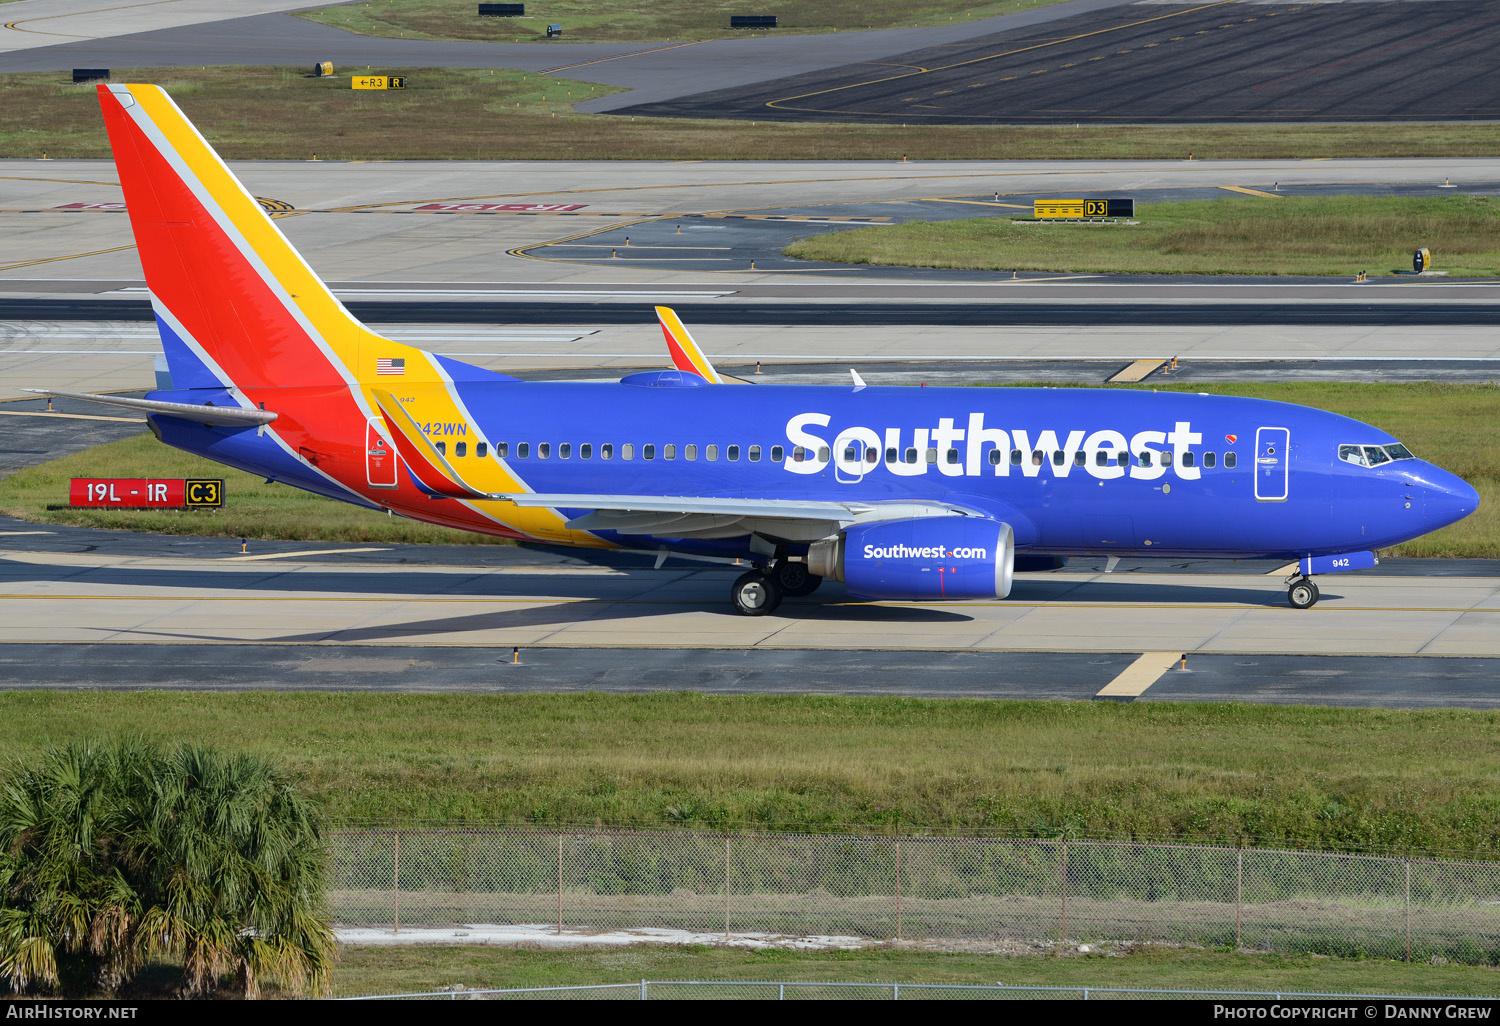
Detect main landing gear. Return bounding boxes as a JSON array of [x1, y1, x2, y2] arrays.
[[730, 560, 824, 616], [1286, 575, 1321, 610]]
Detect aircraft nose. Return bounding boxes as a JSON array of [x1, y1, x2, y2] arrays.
[[1423, 465, 1480, 529]]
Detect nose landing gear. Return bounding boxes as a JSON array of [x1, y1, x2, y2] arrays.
[[1287, 576, 1320, 609]]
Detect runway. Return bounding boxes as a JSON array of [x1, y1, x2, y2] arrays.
[[621, 0, 1500, 124]]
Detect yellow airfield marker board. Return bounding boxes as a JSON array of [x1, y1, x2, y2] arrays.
[[352, 76, 406, 90], [1034, 198, 1134, 219]]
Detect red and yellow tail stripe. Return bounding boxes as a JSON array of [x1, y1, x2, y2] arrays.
[[99, 83, 604, 547]]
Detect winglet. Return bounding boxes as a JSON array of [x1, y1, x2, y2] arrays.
[[656, 306, 723, 384], [370, 389, 486, 499]]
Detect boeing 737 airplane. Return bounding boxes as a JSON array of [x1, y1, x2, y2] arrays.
[[39, 84, 1480, 615]]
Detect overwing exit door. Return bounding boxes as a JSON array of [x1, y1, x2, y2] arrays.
[[835, 439, 871, 484], [1254, 426, 1289, 502]]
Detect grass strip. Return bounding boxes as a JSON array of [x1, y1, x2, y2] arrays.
[[297, 0, 1066, 43], [785, 196, 1500, 278], [3, 66, 1499, 160], [330, 946, 1500, 997], [2, 692, 1499, 853], [1, 382, 1491, 555], [0, 431, 501, 544]]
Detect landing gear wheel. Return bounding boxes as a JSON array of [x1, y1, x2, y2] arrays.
[[1287, 577, 1320, 610], [773, 561, 823, 598], [731, 571, 782, 616]]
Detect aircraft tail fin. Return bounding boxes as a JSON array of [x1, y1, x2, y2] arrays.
[[656, 305, 725, 383], [97, 83, 394, 392]]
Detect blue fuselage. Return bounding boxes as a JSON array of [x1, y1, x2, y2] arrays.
[[154, 379, 1479, 563]]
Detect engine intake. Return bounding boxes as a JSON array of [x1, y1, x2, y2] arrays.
[[808, 517, 1015, 601]]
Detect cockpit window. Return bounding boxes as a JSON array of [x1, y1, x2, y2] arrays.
[[1341, 442, 1416, 467]]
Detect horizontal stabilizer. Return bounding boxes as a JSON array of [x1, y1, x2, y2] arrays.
[[22, 389, 276, 426]]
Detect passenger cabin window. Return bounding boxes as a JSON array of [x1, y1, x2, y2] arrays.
[[925, 448, 938, 464], [434, 441, 446, 456], [1224, 452, 1237, 469], [865, 448, 878, 465], [600, 443, 613, 460], [621, 443, 633, 460], [1181, 451, 1195, 468], [559, 443, 571, 459], [581, 443, 591, 459], [1073, 451, 1086, 467], [455, 442, 467, 458], [477, 442, 488, 459], [906, 448, 919, 464], [749, 445, 762, 462], [1138, 451, 1152, 467], [1117, 452, 1129, 467], [771, 445, 785, 462], [1051, 450, 1064, 467], [1031, 451, 1043, 467], [496, 442, 507, 458], [517, 443, 529, 459], [886, 447, 898, 464], [947, 449, 960, 465], [819, 446, 831, 463], [844, 446, 858, 463], [1011, 450, 1022, 466], [727, 445, 739, 461], [538, 443, 550, 459], [792, 446, 806, 462], [1094, 451, 1109, 468], [989, 449, 1003, 466], [664, 444, 676, 460], [1204, 451, 1216, 468], [1161, 451, 1173, 467], [644, 444, 656, 460]]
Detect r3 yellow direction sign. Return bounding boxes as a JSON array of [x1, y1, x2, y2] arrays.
[[352, 76, 407, 90], [1034, 198, 1134, 219], [184, 479, 223, 508]]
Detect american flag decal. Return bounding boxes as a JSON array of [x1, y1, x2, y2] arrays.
[[377, 358, 405, 376]]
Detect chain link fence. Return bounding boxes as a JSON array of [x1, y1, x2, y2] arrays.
[[338, 982, 1495, 1001], [328, 829, 1500, 964]]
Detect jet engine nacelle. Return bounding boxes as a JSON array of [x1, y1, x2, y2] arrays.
[[807, 517, 1015, 601]]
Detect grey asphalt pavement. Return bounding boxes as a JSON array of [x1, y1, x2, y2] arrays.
[[621, 1, 1500, 124], [4, 642, 1498, 709]]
